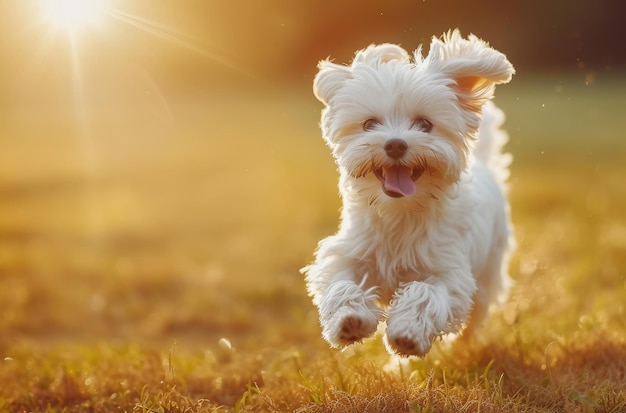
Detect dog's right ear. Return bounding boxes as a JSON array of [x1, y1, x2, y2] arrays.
[[313, 60, 351, 105], [425, 30, 514, 114]]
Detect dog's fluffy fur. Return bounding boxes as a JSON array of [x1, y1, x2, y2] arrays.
[[302, 30, 515, 357]]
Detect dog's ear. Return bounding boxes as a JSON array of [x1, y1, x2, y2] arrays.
[[313, 61, 351, 105], [314, 44, 409, 105], [353, 43, 410, 65], [425, 30, 514, 113]]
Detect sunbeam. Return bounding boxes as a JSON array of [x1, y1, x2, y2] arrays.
[[106, 8, 256, 79], [31, 0, 258, 239], [68, 31, 105, 237], [42, 0, 105, 32]]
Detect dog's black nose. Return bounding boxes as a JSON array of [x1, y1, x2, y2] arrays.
[[384, 138, 408, 159]]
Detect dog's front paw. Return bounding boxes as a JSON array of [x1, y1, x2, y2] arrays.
[[323, 307, 378, 347], [384, 326, 437, 357], [318, 280, 380, 347], [384, 281, 456, 357]]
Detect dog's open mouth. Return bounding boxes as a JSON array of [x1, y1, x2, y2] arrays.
[[374, 165, 424, 198]]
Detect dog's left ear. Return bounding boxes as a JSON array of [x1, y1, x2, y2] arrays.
[[424, 30, 515, 113], [313, 61, 351, 106]]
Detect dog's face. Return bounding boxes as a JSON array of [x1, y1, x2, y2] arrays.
[[314, 31, 514, 210]]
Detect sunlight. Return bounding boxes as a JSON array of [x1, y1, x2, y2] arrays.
[[42, 0, 105, 31]]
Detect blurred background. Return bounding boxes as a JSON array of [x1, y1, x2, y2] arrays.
[[3, 0, 624, 95], [0, 0, 624, 349]]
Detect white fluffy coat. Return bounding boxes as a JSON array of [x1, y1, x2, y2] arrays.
[[303, 30, 515, 357]]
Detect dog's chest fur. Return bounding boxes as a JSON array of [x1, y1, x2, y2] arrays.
[[345, 194, 470, 304]]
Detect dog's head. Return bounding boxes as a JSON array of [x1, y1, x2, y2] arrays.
[[313, 30, 514, 210]]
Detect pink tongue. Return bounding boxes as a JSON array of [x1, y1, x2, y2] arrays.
[[383, 165, 415, 196]]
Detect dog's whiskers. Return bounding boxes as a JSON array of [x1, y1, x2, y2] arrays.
[[368, 193, 380, 206], [430, 148, 441, 168], [352, 162, 372, 179]]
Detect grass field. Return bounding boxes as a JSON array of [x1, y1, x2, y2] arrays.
[[1, 75, 625, 412]]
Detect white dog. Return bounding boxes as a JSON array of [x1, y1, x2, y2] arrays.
[[303, 30, 515, 357]]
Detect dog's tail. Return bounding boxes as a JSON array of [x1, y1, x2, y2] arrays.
[[474, 101, 512, 188]]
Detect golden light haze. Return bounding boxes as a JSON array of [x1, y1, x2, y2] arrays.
[[41, 0, 105, 31], [2, 0, 624, 103], [1, 2, 626, 410]]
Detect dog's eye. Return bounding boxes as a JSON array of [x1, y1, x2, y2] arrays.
[[362, 119, 380, 131], [411, 118, 433, 132]]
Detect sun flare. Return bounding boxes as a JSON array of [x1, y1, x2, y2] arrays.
[[42, 0, 105, 31]]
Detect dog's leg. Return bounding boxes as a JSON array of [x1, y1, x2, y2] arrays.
[[317, 276, 381, 348], [464, 248, 510, 338], [385, 275, 475, 357], [305, 236, 382, 348]]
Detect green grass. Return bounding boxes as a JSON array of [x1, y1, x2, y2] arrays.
[[1, 75, 625, 412]]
